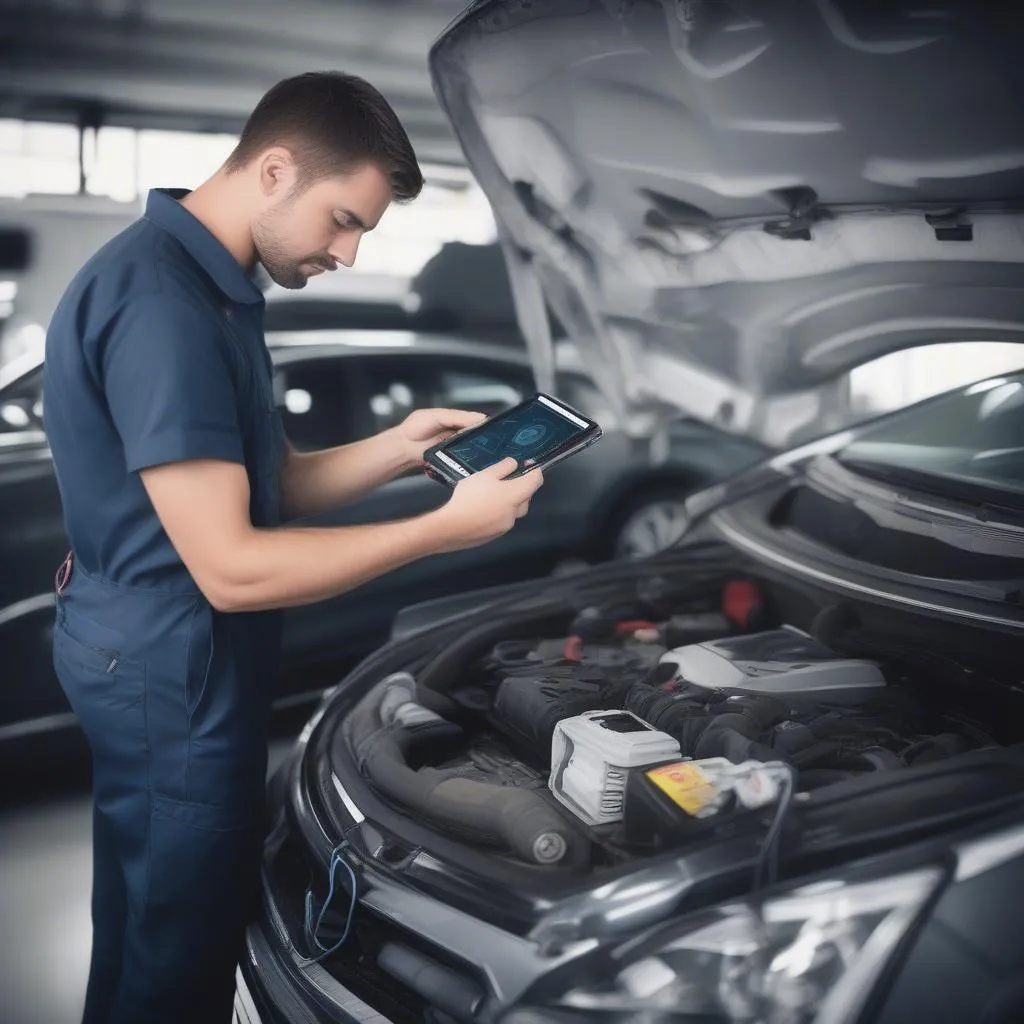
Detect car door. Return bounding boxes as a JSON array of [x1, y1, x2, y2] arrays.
[[0, 365, 72, 738], [275, 348, 566, 679]]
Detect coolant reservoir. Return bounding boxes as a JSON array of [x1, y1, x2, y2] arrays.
[[549, 711, 681, 826]]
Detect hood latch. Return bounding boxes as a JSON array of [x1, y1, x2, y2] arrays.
[[926, 209, 974, 241]]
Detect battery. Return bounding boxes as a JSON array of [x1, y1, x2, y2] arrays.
[[623, 757, 783, 852]]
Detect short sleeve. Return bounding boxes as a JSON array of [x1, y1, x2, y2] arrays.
[[100, 293, 245, 473]]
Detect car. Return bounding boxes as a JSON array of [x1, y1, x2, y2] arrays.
[[0, 321, 763, 757], [235, 3, 1024, 1023]]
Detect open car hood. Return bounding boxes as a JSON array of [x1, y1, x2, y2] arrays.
[[429, 1, 1024, 446]]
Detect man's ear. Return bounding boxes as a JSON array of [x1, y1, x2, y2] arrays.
[[257, 147, 299, 199]]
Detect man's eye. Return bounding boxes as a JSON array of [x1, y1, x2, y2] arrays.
[[334, 217, 354, 230]]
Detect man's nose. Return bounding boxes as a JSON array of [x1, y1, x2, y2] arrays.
[[329, 232, 361, 269]]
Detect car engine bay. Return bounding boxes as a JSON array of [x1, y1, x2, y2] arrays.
[[342, 547, 1021, 875]]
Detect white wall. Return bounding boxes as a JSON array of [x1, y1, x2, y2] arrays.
[[850, 341, 1024, 415], [0, 194, 139, 364]]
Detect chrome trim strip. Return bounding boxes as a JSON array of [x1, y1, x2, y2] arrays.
[[713, 514, 1024, 630], [955, 822, 1024, 882], [0, 711, 78, 743], [331, 772, 366, 824], [0, 592, 55, 629], [232, 966, 263, 1024]]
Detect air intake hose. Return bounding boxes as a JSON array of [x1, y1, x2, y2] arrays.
[[354, 676, 583, 868]]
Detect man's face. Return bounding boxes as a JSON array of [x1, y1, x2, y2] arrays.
[[252, 162, 393, 289]]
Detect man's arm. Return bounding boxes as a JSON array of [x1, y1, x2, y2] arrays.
[[97, 294, 536, 608], [141, 456, 542, 612], [279, 409, 485, 520], [279, 431, 411, 520]]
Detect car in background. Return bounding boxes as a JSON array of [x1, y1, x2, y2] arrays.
[[0, 326, 765, 756]]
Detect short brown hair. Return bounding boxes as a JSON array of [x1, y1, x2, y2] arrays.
[[225, 71, 423, 201]]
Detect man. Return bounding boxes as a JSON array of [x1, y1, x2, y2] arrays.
[[43, 71, 543, 1024]]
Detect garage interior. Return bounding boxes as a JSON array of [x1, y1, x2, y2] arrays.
[[3, 3, 1024, 1023]]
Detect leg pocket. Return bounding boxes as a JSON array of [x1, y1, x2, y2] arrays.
[[54, 614, 145, 711], [53, 619, 147, 782]]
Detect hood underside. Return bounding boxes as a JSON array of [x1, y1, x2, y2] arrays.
[[429, 0, 1024, 446]]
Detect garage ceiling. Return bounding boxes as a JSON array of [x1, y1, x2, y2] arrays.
[[0, 0, 470, 164]]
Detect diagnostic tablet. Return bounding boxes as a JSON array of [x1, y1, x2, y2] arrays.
[[423, 392, 603, 487]]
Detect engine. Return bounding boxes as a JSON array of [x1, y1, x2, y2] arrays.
[[349, 577, 998, 869]]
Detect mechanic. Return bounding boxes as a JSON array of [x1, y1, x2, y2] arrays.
[[42, 71, 543, 1024]]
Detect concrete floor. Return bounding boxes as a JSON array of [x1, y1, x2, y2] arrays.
[[0, 736, 296, 1024]]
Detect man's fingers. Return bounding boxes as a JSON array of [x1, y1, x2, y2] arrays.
[[485, 457, 520, 478], [515, 501, 531, 519], [518, 466, 545, 494]]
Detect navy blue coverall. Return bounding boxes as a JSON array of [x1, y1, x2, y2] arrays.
[[42, 188, 286, 1023]]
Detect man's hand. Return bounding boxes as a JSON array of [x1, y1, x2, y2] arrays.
[[394, 408, 487, 465], [432, 457, 544, 553]]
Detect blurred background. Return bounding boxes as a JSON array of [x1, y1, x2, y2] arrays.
[[2, 3, 1023, 1023]]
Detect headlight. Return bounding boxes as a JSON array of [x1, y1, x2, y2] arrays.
[[514, 866, 942, 1024]]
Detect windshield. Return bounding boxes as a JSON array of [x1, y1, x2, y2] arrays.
[[837, 371, 1024, 500]]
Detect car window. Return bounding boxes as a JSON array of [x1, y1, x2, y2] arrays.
[[359, 358, 436, 437], [357, 355, 534, 439], [273, 357, 357, 451]]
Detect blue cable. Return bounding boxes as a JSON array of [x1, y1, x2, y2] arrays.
[[304, 842, 358, 962]]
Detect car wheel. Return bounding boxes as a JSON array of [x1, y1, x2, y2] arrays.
[[607, 491, 691, 560]]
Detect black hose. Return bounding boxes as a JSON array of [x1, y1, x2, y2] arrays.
[[360, 729, 582, 866], [351, 683, 584, 867]]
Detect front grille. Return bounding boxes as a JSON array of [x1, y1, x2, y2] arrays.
[[263, 820, 450, 1024]]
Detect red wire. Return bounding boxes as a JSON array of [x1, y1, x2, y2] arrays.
[[563, 635, 584, 662]]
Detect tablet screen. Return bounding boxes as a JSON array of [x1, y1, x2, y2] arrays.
[[444, 395, 590, 473]]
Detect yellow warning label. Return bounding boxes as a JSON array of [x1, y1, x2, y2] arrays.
[[646, 762, 720, 816]]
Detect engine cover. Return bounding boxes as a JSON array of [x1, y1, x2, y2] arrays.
[[661, 627, 887, 697]]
